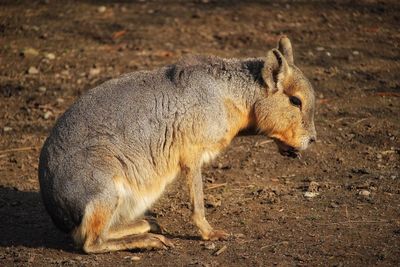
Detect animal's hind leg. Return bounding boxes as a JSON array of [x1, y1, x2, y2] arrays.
[[85, 233, 173, 254], [76, 203, 173, 254], [107, 219, 162, 239]]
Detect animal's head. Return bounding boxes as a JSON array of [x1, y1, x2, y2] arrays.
[[254, 36, 316, 158]]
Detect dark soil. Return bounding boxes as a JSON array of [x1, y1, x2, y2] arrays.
[[1, 0, 399, 266]]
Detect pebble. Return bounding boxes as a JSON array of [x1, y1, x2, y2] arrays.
[[56, 97, 65, 104], [43, 111, 52, 120], [352, 50, 360, 56], [304, 192, 319, 198], [3, 126, 13, 132], [233, 233, 245, 239], [89, 67, 101, 77], [61, 69, 70, 77], [124, 256, 140, 261], [316, 46, 325, 51], [358, 190, 371, 197], [45, 53, 56, 60], [21, 47, 39, 58], [204, 242, 216, 250], [97, 6, 107, 13], [325, 52, 331, 57], [330, 202, 339, 208], [38, 86, 47, 93], [28, 66, 39, 74], [130, 256, 141, 261]]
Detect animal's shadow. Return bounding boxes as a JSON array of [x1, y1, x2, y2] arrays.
[[0, 186, 74, 252]]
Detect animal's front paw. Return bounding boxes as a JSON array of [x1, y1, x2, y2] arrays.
[[202, 230, 230, 241]]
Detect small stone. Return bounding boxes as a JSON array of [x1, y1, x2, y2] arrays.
[[89, 67, 101, 77], [330, 202, 339, 208], [56, 97, 64, 104], [325, 52, 331, 57], [43, 111, 52, 120], [97, 6, 106, 13], [352, 50, 360, 56], [304, 192, 319, 198], [21, 47, 39, 58], [3, 126, 13, 132], [124, 255, 140, 261], [130, 256, 141, 261], [45, 53, 56, 60], [38, 86, 47, 93], [233, 233, 245, 239], [358, 190, 370, 197], [204, 242, 216, 250], [28, 66, 39, 74], [61, 69, 70, 77], [316, 46, 325, 51]]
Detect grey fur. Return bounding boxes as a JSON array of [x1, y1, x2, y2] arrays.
[[39, 56, 267, 233]]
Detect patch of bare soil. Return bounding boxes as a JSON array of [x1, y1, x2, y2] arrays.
[[0, 0, 399, 266]]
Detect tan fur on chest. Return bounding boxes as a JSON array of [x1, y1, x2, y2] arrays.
[[112, 168, 179, 225]]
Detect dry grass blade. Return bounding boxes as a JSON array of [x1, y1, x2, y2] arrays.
[[206, 183, 227, 190], [0, 146, 40, 155]]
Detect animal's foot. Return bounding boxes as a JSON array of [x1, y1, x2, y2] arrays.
[[202, 229, 230, 241], [145, 233, 175, 250]]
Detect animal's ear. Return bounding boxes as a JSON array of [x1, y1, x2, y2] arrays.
[[277, 35, 294, 65], [262, 48, 290, 93]]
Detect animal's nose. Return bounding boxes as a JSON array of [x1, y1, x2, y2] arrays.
[[309, 136, 317, 145]]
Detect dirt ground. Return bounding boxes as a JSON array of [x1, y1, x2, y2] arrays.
[[0, 0, 399, 266]]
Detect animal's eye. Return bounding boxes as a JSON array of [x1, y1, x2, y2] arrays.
[[289, 96, 302, 108]]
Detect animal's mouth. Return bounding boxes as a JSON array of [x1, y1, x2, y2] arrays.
[[273, 139, 301, 159]]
